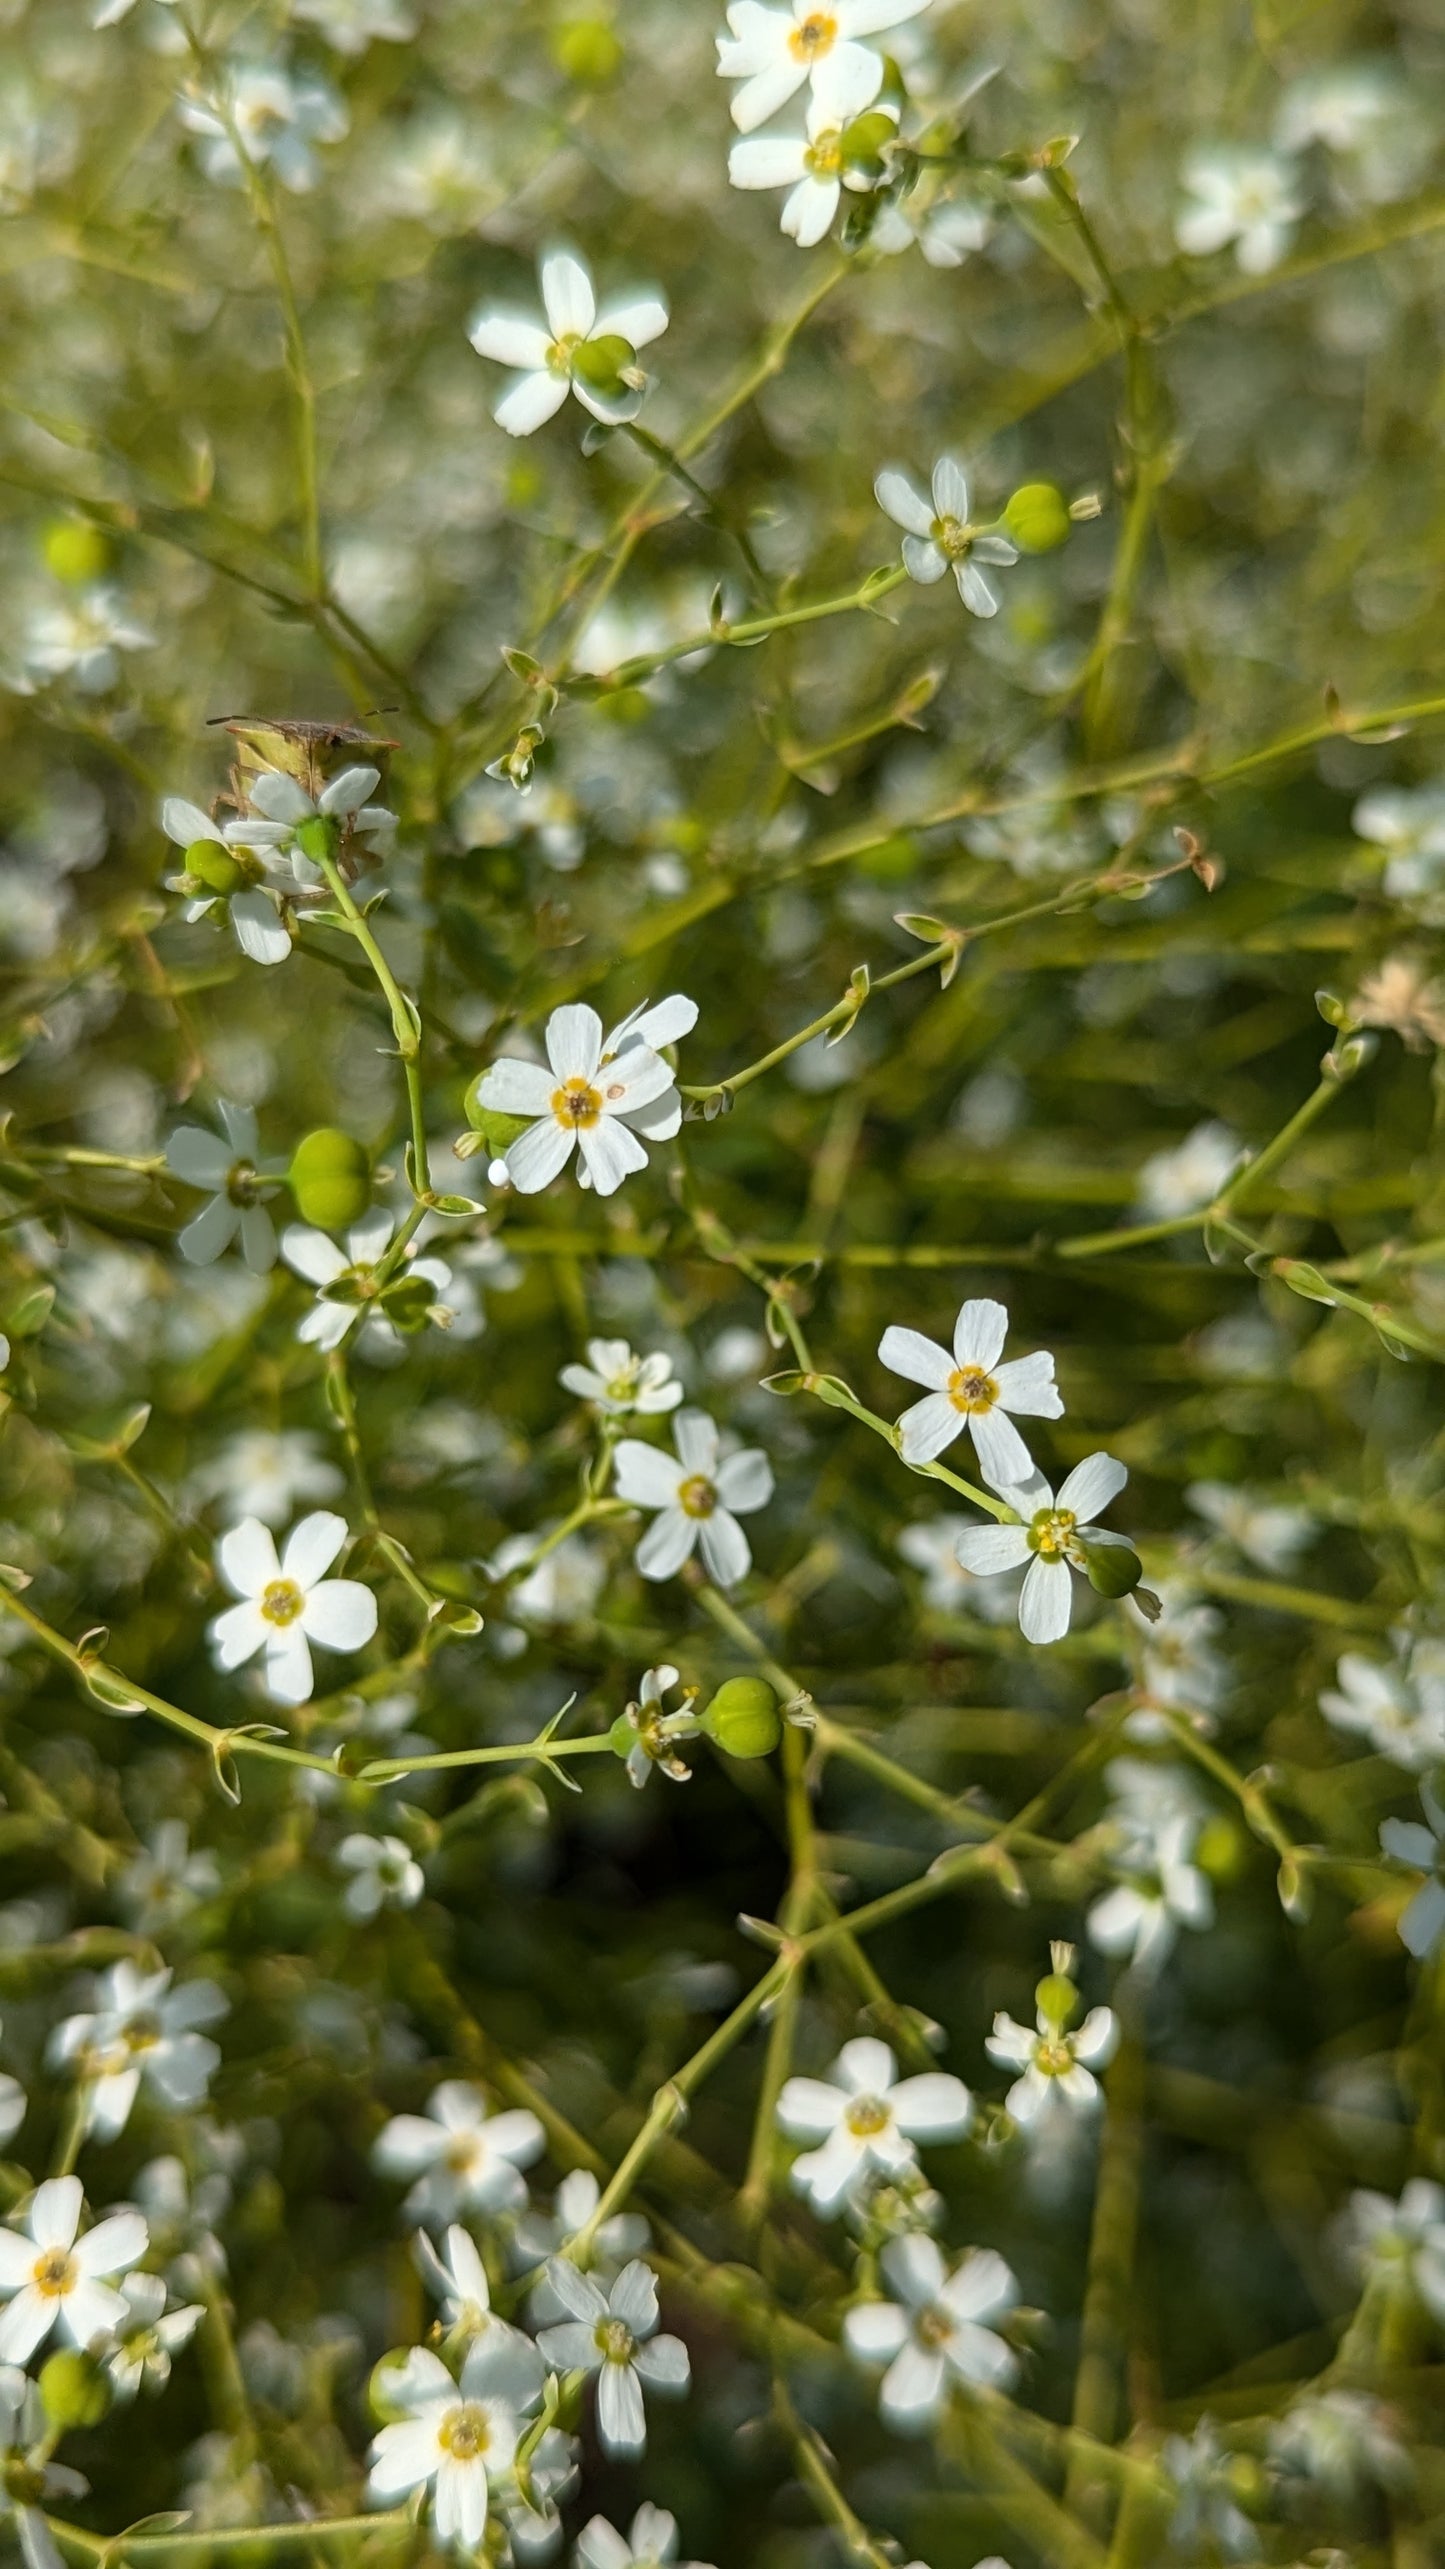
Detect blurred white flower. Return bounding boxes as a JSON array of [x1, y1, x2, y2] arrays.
[[871, 195, 992, 263], [0, 2018, 23, 2150], [514, 2172, 650, 2314], [1137, 1585, 1226, 1714], [1088, 1809, 1213, 1968], [614, 1408, 773, 1588], [376, 110, 497, 231], [1270, 2386, 1410, 2498], [415, 2226, 545, 2384], [1354, 783, 1445, 918], [180, 61, 349, 193], [577, 2505, 715, 2569], [879, 1295, 1062, 1482], [1186, 1480, 1313, 1572], [1380, 1780, 1445, 1960], [290, 0, 417, 53], [778, 2036, 970, 2213], [876, 457, 1018, 616], [1135, 1119, 1241, 1219], [21, 587, 152, 693], [717, 0, 931, 134], [0, 2177, 148, 2365], [728, 61, 895, 248], [166, 1100, 285, 1272], [336, 1833, 424, 1919], [374, 2083, 544, 2221], [1175, 147, 1302, 274], [559, 1339, 683, 1416], [1321, 1637, 1445, 1771], [954, 1454, 1132, 1646], [469, 250, 667, 437], [1348, 2178, 1445, 2322], [189, 1430, 345, 1528], [50, 1963, 227, 2142], [844, 2234, 1018, 2424], [1162, 2419, 1254, 2560], [474, 998, 693, 1196], [209, 1511, 377, 1706]]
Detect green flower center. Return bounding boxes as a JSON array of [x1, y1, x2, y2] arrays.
[[438, 2402, 490, 2460], [1028, 1507, 1078, 1561], [678, 1473, 717, 1520]]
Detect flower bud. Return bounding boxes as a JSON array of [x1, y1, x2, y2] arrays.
[[1003, 483, 1072, 552], [550, 17, 623, 82], [1077, 1536, 1143, 1599], [39, 2348, 111, 2430], [185, 839, 247, 896], [1034, 1969, 1077, 2030], [289, 1128, 371, 1231], [43, 520, 111, 585], [699, 1677, 782, 1761], [1195, 1813, 1248, 1882], [570, 333, 636, 397]]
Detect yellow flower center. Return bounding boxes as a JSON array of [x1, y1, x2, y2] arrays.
[[33, 2249, 77, 2298], [546, 332, 580, 377], [596, 2317, 636, 2363], [260, 1578, 304, 1626], [438, 2402, 490, 2461], [123, 2012, 163, 2055], [446, 2134, 481, 2174], [931, 513, 971, 560], [947, 1365, 998, 1415], [916, 2302, 954, 2347], [1034, 2037, 1074, 2076], [551, 1076, 604, 1129], [803, 131, 844, 178], [789, 9, 837, 57], [844, 2094, 891, 2137], [1029, 1508, 1077, 1560], [678, 1473, 717, 1520]]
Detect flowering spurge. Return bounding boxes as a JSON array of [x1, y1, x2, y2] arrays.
[[728, 59, 898, 247], [209, 1511, 378, 1707], [1380, 1780, 1445, 1959], [1175, 146, 1302, 274], [49, 1962, 227, 2141], [879, 1297, 1063, 1481], [986, 1952, 1117, 2125], [469, 251, 668, 437], [103, 2272, 204, 2401], [613, 1410, 773, 1587], [559, 1338, 683, 1417], [1321, 1638, 1445, 1771], [875, 459, 1018, 617], [716, 0, 931, 133], [472, 998, 694, 1196], [535, 2259, 689, 2459], [161, 798, 292, 966], [415, 2228, 545, 2382], [227, 763, 396, 885], [367, 2337, 538, 2551], [777, 2037, 970, 2215], [611, 1665, 701, 1787], [166, 1101, 284, 1273], [844, 2236, 1020, 2426], [336, 1832, 424, 1919], [374, 2082, 544, 2222], [954, 1454, 1135, 1645], [0, 2177, 148, 2364], [282, 1212, 456, 1354], [178, 62, 349, 193], [578, 2505, 716, 2569], [1087, 1809, 1214, 1970]]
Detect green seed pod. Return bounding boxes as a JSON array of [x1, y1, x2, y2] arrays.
[[1033, 1970, 1077, 2031], [570, 334, 635, 396], [43, 520, 111, 585], [608, 1711, 638, 1760], [550, 17, 623, 83], [39, 2348, 111, 2430], [289, 1128, 371, 1231], [463, 1074, 532, 1152], [1003, 481, 1072, 553], [840, 109, 898, 174], [380, 1273, 439, 1333], [368, 2349, 421, 2425], [1078, 1536, 1143, 1599], [295, 814, 338, 865], [185, 839, 247, 896], [1196, 1813, 1249, 1883], [699, 1677, 782, 1761]]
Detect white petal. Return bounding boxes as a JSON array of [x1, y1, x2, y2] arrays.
[[969, 1406, 1036, 1489], [844, 2299, 910, 2363], [596, 294, 668, 349], [698, 1508, 751, 1587], [247, 773, 313, 824], [494, 370, 570, 437], [301, 1578, 378, 1652], [545, 1003, 603, 1081], [880, 2341, 946, 2428], [1057, 1452, 1128, 1521], [809, 42, 884, 120], [218, 1518, 279, 1598], [715, 1449, 773, 1513], [73, 2210, 147, 2277], [613, 1441, 686, 1508], [281, 1510, 348, 1587], [931, 455, 970, 520], [729, 55, 808, 131], [596, 2359, 646, 2458], [992, 1350, 1062, 1417], [889, 2072, 970, 2140], [166, 1127, 233, 1188], [506, 1118, 576, 1192], [952, 1297, 1007, 1369], [319, 765, 381, 816], [902, 533, 948, 582], [881, 2232, 946, 2305], [30, 2178, 83, 2249], [958, 560, 998, 616], [263, 1624, 315, 1706], [776, 2076, 844, 2141], [476, 1058, 556, 1116], [468, 310, 551, 368], [781, 174, 839, 248], [1019, 1553, 1073, 1644], [897, 1394, 965, 1466], [162, 798, 222, 848], [540, 251, 596, 339], [209, 1599, 268, 1670], [674, 1409, 720, 1476], [230, 888, 291, 966], [953, 1524, 1030, 1574], [0, 2288, 56, 2364], [635, 1509, 699, 1581], [729, 135, 809, 190], [836, 2036, 896, 2094], [874, 471, 934, 537], [282, 1224, 348, 1286], [579, 1116, 649, 1197]]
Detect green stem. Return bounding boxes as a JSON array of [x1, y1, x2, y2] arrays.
[[314, 849, 430, 1204]]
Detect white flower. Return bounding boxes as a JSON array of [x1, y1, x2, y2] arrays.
[[875, 458, 1018, 616], [116, 1822, 220, 1931], [473, 998, 695, 1197], [209, 1511, 378, 1707], [160, 797, 292, 967], [179, 62, 349, 193], [336, 1833, 424, 1920], [103, 2271, 203, 2401], [0, 2177, 148, 2365], [871, 196, 992, 264], [374, 2082, 544, 2222], [953, 1454, 1132, 1646], [290, 0, 417, 53], [226, 765, 396, 879], [986, 2004, 1117, 2123], [1347, 2179, 1445, 2325], [614, 1664, 700, 1788], [535, 2260, 689, 2459], [728, 62, 895, 248], [777, 2036, 970, 2214], [1270, 2388, 1410, 2500], [1175, 147, 1302, 274], [1321, 1640, 1445, 1771], [1087, 1811, 1214, 1968], [469, 251, 668, 438], [1162, 2419, 1254, 2560], [896, 1515, 1021, 1620], [282, 1212, 456, 1355], [613, 1409, 773, 1588], [49, 1963, 227, 2142], [878, 1296, 1062, 1483], [1380, 1780, 1445, 1960], [559, 1339, 683, 1417], [414, 2229, 545, 2383], [1136, 1585, 1226, 1715], [188, 1430, 344, 1528], [1186, 1479, 1313, 1573], [716, 0, 931, 135], [165, 1101, 284, 1272], [367, 2339, 537, 2551], [1353, 783, 1445, 915], [1135, 1119, 1241, 1218], [22, 586, 153, 693], [514, 2172, 650, 2317], [844, 2235, 1019, 2426], [577, 2504, 716, 2569]]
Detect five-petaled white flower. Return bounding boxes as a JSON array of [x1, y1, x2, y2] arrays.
[[469, 251, 668, 438], [209, 1510, 378, 1706], [367, 2338, 537, 2551], [879, 1297, 1063, 1484], [1321, 1640, 1445, 1772], [179, 62, 349, 194], [0, 2177, 149, 2365], [1135, 1119, 1241, 1218], [1175, 146, 1302, 275], [717, 0, 931, 134], [728, 57, 895, 247], [282, 1211, 455, 1355], [161, 797, 292, 967], [103, 2272, 204, 2402], [49, 1963, 227, 2142], [1087, 1811, 1213, 1969], [986, 2002, 1117, 2124], [22, 586, 153, 693], [614, 1664, 700, 1789], [535, 2259, 689, 2459], [474, 998, 694, 1197], [166, 1100, 284, 1272], [844, 2234, 1019, 2426], [559, 1338, 683, 1417], [777, 2036, 971, 2214], [227, 764, 396, 878], [613, 1409, 773, 1588], [336, 1832, 424, 1920], [414, 2229, 546, 2392], [954, 1454, 1133, 1646], [374, 2082, 544, 2221], [1380, 1779, 1445, 1959], [875, 458, 1018, 616], [577, 2504, 716, 2569]]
